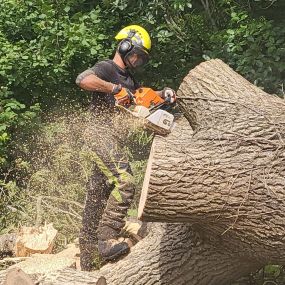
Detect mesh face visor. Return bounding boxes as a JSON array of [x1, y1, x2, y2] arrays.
[[124, 46, 150, 69]]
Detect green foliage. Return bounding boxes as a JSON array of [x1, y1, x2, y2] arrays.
[[208, 8, 285, 93], [0, 0, 115, 99], [0, 0, 117, 221], [0, 87, 40, 165]]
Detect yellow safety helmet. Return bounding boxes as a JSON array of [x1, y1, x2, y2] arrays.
[[115, 25, 151, 69], [115, 25, 151, 51]]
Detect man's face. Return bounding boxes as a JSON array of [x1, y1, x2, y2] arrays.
[[128, 53, 141, 68], [125, 46, 149, 70]]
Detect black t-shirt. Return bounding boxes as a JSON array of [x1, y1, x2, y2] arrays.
[[89, 59, 139, 112]]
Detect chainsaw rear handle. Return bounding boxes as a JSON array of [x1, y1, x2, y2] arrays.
[[114, 88, 134, 107]]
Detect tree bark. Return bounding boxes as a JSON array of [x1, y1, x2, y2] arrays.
[[138, 59, 285, 264], [0, 224, 263, 285]]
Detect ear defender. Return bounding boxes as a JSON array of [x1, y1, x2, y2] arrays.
[[118, 39, 133, 56]]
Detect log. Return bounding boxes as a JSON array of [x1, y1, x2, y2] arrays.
[[0, 223, 263, 285], [15, 223, 57, 257], [0, 224, 57, 259], [7, 243, 79, 275], [138, 59, 285, 262], [0, 243, 80, 284]]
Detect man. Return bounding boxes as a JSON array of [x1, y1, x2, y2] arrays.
[[76, 25, 175, 271]]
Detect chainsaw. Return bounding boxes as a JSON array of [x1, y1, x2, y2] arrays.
[[114, 87, 175, 135]]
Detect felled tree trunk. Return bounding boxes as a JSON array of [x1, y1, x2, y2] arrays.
[[138, 59, 285, 264], [0, 224, 262, 285]]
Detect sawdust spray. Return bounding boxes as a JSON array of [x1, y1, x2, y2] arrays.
[[10, 107, 151, 249]]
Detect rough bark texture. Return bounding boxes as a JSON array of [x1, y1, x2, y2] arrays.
[[138, 59, 285, 265], [0, 224, 262, 285]]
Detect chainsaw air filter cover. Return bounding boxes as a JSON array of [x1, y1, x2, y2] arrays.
[[147, 110, 174, 131]]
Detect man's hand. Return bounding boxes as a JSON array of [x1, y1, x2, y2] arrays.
[[162, 87, 177, 104], [111, 84, 122, 95]]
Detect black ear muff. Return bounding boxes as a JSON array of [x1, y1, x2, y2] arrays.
[[118, 39, 133, 56]]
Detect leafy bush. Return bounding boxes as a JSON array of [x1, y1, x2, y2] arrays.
[[0, 87, 40, 165], [208, 8, 285, 94]]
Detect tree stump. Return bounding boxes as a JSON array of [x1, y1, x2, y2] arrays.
[[0, 224, 57, 259]]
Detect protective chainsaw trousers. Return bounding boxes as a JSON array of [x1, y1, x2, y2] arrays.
[[79, 119, 135, 270]]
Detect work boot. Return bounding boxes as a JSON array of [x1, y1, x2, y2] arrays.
[[98, 239, 130, 261]]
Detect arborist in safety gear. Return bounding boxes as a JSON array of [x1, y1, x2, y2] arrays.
[[76, 25, 176, 271]]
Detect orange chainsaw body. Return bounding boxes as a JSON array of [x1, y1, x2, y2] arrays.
[[115, 87, 164, 108]]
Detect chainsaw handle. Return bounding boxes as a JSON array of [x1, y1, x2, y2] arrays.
[[126, 89, 135, 102], [114, 88, 135, 107]]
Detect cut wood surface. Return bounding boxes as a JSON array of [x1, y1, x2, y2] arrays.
[[15, 223, 57, 257], [10, 243, 79, 275], [0, 224, 57, 259], [0, 243, 80, 284]]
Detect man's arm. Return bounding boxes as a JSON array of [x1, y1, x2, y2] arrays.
[[76, 69, 121, 94]]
